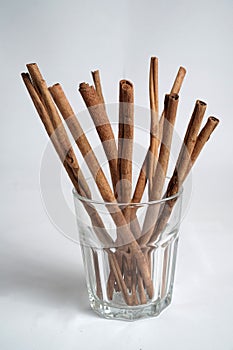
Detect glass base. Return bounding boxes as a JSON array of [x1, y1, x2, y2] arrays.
[[88, 290, 172, 321]]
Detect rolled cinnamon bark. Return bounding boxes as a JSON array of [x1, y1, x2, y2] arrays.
[[139, 93, 179, 246], [148, 57, 159, 197], [144, 99, 207, 246], [175, 99, 207, 184], [21, 72, 113, 247], [149, 116, 219, 244], [49, 83, 152, 300], [107, 249, 133, 305], [155, 99, 207, 207], [92, 250, 103, 299], [131, 158, 147, 204], [132, 66, 186, 205], [50, 83, 140, 235], [118, 79, 134, 204], [26, 64, 86, 193], [91, 70, 105, 105], [49, 83, 116, 203], [79, 83, 118, 194], [151, 93, 179, 200], [50, 85, 131, 218], [23, 69, 144, 305], [188, 116, 219, 170], [170, 67, 187, 96], [50, 83, 153, 298], [159, 66, 186, 145], [22, 71, 88, 196]]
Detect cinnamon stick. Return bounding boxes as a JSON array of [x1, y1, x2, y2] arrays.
[[92, 250, 103, 299], [22, 71, 87, 196], [170, 66, 186, 96], [159, 66, 186, 139], [118, 79, 134, 205], [117, 80, 139, 303], [144, 99, 207, 246], [79, 82, 153, 296], [187, 116, 219, 171], [49, 83, 140, 237], [151, 93, 179, 199], [49, 83, 117, 204], [22, 68, 140, 305], [131, 158, 147, 204], [131, 256, 139, 305], [91, 70, 105, 105], [132, 66, 186, 205], [21, 71, 113, 248], [149, 116, 219, 244], [139, 93, 179, 246], [137, 273, 147, 304], [107, 249, 133, 305], [49, 82, 152, 302], [175, 100, 207, 184], [79, 83, 118, 194], [117, 89, 124, 201], [26, 64, 83, 187], [50, 82, 153, 298], [148, 57, 159, 197], [22, 58, 220, 310]]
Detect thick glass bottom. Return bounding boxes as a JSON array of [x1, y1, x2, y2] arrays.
[[88, 290, 172, 321]]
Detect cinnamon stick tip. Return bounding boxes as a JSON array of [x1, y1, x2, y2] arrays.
[[150, 56, 158, 63], [179, 66, 186, 74], [168, 92, 179, 100], [21, 72, 29, 78], [164, 93, 179, 111], [197, 100, 207, 107], [79, 82, 91, 90], [119, 79, 133, 90], [209, 116, 220, 125], [91, 70, 99, 75], [21, 72, 32, 85], [49, 83, 61, 90], [26, 62, 37, 68]]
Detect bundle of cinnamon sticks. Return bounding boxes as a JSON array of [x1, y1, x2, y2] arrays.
[[21, 58, 219, 306]]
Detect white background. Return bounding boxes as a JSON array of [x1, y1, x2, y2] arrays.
[[1, 0, 233, 349]]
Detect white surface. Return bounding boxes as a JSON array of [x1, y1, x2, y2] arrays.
[[1, 0, 233, 349]]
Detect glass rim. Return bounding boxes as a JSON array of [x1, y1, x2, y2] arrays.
[[72, 185, 183, 207]]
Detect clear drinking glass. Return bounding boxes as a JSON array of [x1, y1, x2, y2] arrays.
[[73, 181, 183, 321]]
